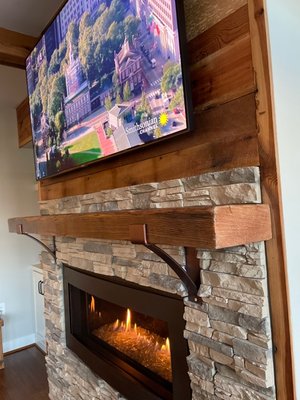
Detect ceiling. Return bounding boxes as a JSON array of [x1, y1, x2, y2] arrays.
[[0, 0, 63, 108], [0, 0, 63, 36]]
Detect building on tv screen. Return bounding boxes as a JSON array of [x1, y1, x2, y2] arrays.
[[26, 0, 188, 179]]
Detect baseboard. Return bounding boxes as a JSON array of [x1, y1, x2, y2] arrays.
[[4, 343, 36, 356], [3, 334, 35, 353]]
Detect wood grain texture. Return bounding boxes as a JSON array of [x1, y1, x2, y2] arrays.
[[248, 1, 296, 398], [191, 33, 255, 110], [0, 320, 3, 370], [16, 98, 32, 147], [0, 27, 37, 69], [188, 5, 249, 65], [8, 205, 272, 249], [0, 346, 49, 400], [18, 4, 257, 197], [39, 94, 259, 200], [215, 204, 271, 248], [184, 0, 247, 41]]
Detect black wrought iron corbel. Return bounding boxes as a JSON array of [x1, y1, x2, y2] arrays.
[[17, 224, 57, 262], [129, 224, 201, 302]]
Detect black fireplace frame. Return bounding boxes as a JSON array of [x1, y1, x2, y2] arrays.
[[63, 265, 191, 400]]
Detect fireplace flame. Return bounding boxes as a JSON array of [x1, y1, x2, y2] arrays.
[[92, 307, 172, 382], [113, 319, 119, 330], [125, 308, 131, 332], [90, 296, 96, 313], [163, 337, 170, 354]]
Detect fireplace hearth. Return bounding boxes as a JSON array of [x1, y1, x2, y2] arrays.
[[63, 265, 191, 400]]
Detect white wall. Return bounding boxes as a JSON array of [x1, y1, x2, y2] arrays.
[[0, 108, 40, 352], [266, 0, 300, 396]]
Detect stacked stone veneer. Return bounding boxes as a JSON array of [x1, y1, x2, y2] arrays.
[[40, 167, 277, 400]]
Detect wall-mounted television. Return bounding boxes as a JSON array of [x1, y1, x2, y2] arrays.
[[26, 0, 192, 180]]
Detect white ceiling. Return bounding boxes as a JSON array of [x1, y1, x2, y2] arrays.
[[0, 0, 63, 108], [0, 0, 63, 36]]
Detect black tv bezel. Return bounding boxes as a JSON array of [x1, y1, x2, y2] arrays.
[[26, 0, 193, 181]]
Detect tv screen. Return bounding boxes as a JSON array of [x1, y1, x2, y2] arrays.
[[26, 0, 192, 180]]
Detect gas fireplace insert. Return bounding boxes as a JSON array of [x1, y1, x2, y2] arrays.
[[63, 265, 191, 400]]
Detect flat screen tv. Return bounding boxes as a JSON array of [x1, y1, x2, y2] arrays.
[[26, 0, 192, 180]]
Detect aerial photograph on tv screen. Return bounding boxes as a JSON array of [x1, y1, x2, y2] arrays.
[[26, 0, 188, 179]]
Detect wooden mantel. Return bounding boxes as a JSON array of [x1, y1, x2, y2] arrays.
[[8, 204, 272, 249]]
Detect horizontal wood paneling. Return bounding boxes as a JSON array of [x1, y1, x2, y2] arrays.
[[39, 94, 259, 199], [16, 97, 32, 147], [188, 5, 249, 66], [12, 4, 257, 200], [191, 33, 254, 110], [0, 28, 37, 69], [184, 0, 247, 40], [8, 205, 272, 249], [40, 134, 258, 200]]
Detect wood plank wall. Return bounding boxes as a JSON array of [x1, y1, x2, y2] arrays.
[[13, 1, 295, 397], [38, 0, 259, 200]]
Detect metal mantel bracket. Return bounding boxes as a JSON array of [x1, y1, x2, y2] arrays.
[[129, 224, 201, 302], [17, 224, 57, 262]]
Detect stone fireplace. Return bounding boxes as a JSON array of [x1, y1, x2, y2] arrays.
[[38, 167, 277, 400], [63, 265, 190, 399]]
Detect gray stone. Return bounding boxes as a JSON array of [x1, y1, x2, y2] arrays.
[[233, 338, 273, 365], [149, 273, 187, 296], [248, 333, 272, 349], [211, 320, 247, 339], [228, 300, 268, 319], [83, 242, 112, 254], [201, 271, 267, 296], [188, 340, 210, 357], [208, 261, 266, 279], [102, 201, 119, 211], [61, 237, 76, 244], [132, 193, 152, 209], [214, 373, 275, 400], [130, 183, 158, 193], [209, 183, 261, 205], [210, 349, 233, 367], [238, 315, 271, 336], [212, 331, 234, 346], [208, 304, 239, 325], [245, 360, 274, 384], [212, 288, 266, 307], [184, 299, 209, 313], [184, 331, 234, 357], [187, 354, 216, 381], [157, 179, 183, 189], [189, 372, 215, 394], [191, 383, 216, 399], [182, 168, 260, 191], [111, 257, 139, 267], [215, 364, 276, 398], [184, 306, 210, 327]]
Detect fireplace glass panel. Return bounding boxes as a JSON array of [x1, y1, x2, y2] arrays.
[[64, 266, 190, 400], [87, 293, 172, 383]]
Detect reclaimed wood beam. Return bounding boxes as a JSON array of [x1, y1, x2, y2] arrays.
[[0, 27, 37, 69], [8, 205, 272, 249]]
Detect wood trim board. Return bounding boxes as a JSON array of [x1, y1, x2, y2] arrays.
[[247, 1, 296, 398], [8, 205, 272, 250]]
